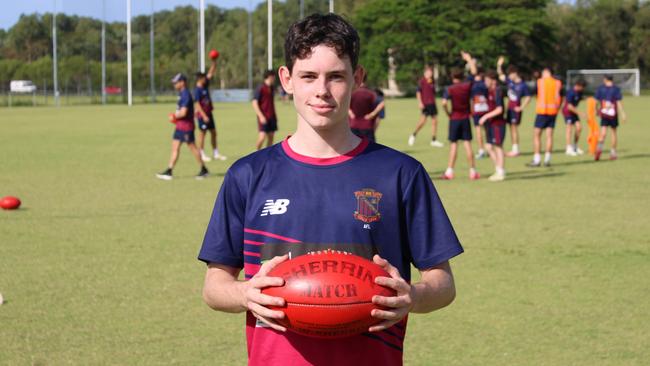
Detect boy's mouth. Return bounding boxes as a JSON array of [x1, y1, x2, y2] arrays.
[[309, 103, 336, 114]]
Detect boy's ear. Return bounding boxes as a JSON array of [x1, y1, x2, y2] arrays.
[[353, 66, 365, 90], [278, 66, 293, 94]]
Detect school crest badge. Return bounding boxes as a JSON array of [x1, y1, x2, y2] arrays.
[[354, 188, 382, 223]]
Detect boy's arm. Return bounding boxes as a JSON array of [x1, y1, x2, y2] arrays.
[[416, 91, 423, 109], [516, 96, 531, 112], [251, 99, 267, 124], [369, 257, 455, 332], [195, 101, 209, 120], [461, 51, 477, 76], [617, 100, 627, 122], [497, 56, 506, 83], [175, 107, 188, 119], [207, 60, 217, 80], [203, 255, 289, 331], [441, 98, 451, 117], [567, 103, 585, 118], [364, 100, 385, 120], [479, 106, 503, 125]]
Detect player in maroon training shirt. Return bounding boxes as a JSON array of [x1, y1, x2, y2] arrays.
[[440, 65, 479, 180], [408, 66, 443, 147], [252, 70, 278, 150], [349, 74, 384, 142], [478, 70, 507, 182]]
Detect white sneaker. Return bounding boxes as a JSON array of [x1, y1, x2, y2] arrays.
[[214, 154, 227, 161], [488, 172, 505, 182], [565, 148, 577, 156], [408, 135, 415, 146], [201, 152, 212, 162], [575, 147, 584, 155], [475, 149, 486, 159], [430, 140, 444, 148]]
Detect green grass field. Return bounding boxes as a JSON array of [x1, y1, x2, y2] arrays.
[[1, 97, 649, 365]]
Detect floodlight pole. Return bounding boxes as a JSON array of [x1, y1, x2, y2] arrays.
[[329, 0, 334, 13], [127, 0, 132, 106], [101, 0, 106, 104], [267, 0, 272, 70], [300, 0, 304, 18], [53, 0, 59, 107], [200, 0, 205, 72], [248, 1, 253, 91], [150, 0, 155, 102]]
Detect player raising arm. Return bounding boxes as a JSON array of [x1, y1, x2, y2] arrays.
[[497, 56, 531, 157]]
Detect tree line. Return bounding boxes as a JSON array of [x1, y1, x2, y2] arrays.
[[0, 0, 647, 96]]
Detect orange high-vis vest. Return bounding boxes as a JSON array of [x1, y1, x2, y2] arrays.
[[536, 76, 562, 115]]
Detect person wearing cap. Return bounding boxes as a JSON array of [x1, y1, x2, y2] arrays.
[[156, 73, 209, 180], [195, 58, 227, 162], [594, 74, 627, 161]]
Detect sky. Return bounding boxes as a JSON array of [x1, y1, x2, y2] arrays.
[[0, 0, 267, 30]]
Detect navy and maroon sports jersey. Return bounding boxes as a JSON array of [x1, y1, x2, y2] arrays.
[[487, 87, 506, 124], [506, 78, 530, 111], [194, 83, 213, 116], [349, 86, 377, 130], [254, 83, 276, 120], [595, 84, 622, 120], [417, 78, 436, 105], [199, 138, 463, 366], [175, 88, 195, 132], [470, 79, 489, 116], [562, 89, 583, 118], [442, 81, 472, 120]]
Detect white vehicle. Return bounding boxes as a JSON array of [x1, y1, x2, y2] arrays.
[[10, 80, 37, 93]]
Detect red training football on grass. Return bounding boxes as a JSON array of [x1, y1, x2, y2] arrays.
[[262, 250, 396, 339], [0, 196, 21, 210]]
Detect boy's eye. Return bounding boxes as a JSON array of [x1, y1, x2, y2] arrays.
[[301, 75, 317, 80]]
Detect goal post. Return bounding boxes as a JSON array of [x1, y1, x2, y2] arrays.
[[566, 69, 640, 96]]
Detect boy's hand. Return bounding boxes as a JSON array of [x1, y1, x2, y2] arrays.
[[243, 255, 288, 332], [497, 56, 505, 66], [259, 115, 268, 124], [369, 255, 415, 332], [621, 113, 627, 123], [479, 116, 487, 126], [418, 101, 424, 110]]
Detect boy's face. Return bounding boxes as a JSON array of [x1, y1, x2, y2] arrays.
[[265, 75, 275, 85], [508, 72, 519, 82], [485, 76, 496, 89], [424, 68, 433, 79], [574, 84, 584, 92], [279, 45, 363, 131], [174, 80, 185, 91]]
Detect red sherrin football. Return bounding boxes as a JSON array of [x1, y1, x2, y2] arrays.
[[0, 196, 21, 210], [262, 251, 396, 338], [209, 49, 219, 60]]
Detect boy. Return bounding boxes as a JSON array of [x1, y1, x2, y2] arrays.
[[194, 58, 227, 162], [252, 70, 278, 150], [199, 14, 462, 366], [562, 79, 586, 156], [156, 73, 208, 180], [348, 74, 381, 142], [497, 57, 531, 157], [595, 75, 627, 161], [465, 57, 488, 159], [440, 67, 479, 180], [408, 66, 443, 147], [528, 67, 563, 167], [479, 71, 507, 182]]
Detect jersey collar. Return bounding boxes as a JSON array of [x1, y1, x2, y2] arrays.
[[281, 137, 369, 166]]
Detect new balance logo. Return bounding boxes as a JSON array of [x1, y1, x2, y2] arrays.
[[260, 199, 290, 216]]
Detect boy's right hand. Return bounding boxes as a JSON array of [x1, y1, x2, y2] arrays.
[[242, 255, 288, 332], [259, 115, 268, 124]]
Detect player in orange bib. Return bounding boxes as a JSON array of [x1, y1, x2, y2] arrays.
[[527, 67, 563, 167]]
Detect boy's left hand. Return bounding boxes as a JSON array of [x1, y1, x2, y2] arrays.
[[369, 255, 415, 332]]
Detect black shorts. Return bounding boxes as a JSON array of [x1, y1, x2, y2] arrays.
[[258, 117, 278, 133], [564, 115, 579, 124], [351, 128, 376, 142], [173, 129, 195, 143], [198, 114, 215, 130], [422, 104, 437, 117], [472, 115, 483, 126], [534, 114, 557, 129], [507, 109, 522, 125], [486, 121, 506, 146], [448, 119, 472, 142], [600, 118, 618, 128]]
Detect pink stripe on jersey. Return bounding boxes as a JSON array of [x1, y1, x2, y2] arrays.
[[243, 251, 261, 257], [244, 228, 302, 243], [243, 239, 265, 246], [281, 137, 369, 166]]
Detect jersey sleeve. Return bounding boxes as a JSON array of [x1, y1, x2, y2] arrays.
[[521, 82, 531, 96], [595, 87, 602, 100], [442, 87, 449, 100], [193, 87, 201, 102], [495, 88, 504, 108], [402, 165, 463, 270], [180, 90, 192, 109], [198, 170, 246, 268], [615, 88, 623, 101], [254, 85, 263, 102]]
